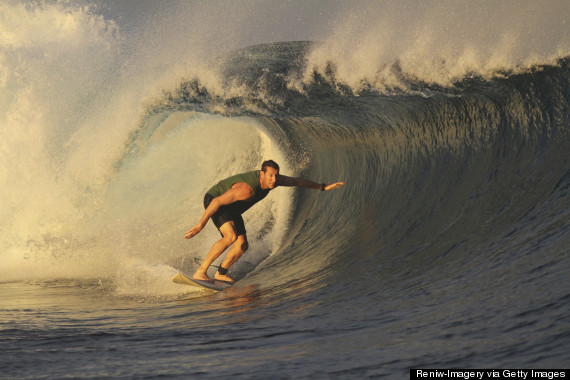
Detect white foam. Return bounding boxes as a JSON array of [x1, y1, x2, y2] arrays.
[[0, 2, 295, 284], [301, 1, 570, 90]]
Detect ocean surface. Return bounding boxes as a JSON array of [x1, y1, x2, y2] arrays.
[[1, 1, 569, 378]]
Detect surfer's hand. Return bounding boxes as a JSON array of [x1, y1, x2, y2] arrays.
[[185, 225, 203, 239], [324, 182, 345, 191]]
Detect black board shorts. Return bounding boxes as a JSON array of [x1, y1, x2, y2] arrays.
[[203, 194, 247, 237]]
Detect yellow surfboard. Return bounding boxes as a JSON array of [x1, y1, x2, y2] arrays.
[[171, 271, 232, 292]]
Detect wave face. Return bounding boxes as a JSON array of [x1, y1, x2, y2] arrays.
[[160, 42, 570, 288], [1, 2, 569, 377], [151, 42, 570, 370]]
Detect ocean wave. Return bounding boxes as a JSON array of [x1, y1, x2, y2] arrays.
[[138, 43, 570, 290]]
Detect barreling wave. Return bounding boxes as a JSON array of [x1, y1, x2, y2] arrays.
[[139, 42, 569, 292]]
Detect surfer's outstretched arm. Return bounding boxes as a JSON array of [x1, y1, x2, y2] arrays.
[[276, 174, 345, 191]]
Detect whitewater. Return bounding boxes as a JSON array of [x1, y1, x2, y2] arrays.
[[1, 1, 569, 378]]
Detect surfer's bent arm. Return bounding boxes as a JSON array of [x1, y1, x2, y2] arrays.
[[276, 174, 345, 191], [185, 183, 253, 239]]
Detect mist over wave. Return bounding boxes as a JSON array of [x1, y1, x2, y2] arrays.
[[303, 1, 569, 91]]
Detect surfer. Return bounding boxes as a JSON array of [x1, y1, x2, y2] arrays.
[[185, 160, 345, 283]]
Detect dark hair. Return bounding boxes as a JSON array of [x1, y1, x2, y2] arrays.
[[261, 160, 280, 172]]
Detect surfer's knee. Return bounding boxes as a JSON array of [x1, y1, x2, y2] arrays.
[[221, 232, 237, 247], [219, 222, 239, 246], [233, 235, 248, 253]]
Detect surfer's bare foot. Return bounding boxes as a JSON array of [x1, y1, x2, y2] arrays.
[[193, 270, 214, 283], [214, 272, 234, 284]]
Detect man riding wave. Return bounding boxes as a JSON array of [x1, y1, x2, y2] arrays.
[[185, 160, 345, 283]]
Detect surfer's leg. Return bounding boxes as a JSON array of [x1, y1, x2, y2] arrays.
[[215, 234, 248, 283], [193, 221, 238, 283]]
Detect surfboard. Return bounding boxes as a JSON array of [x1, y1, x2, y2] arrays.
[[171, 271, 232, 291]]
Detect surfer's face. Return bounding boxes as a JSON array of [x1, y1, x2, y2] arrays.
[[261, 167, 278, 189]]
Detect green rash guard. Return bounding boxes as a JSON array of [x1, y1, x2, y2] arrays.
[[206, 170, 271, 215]]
